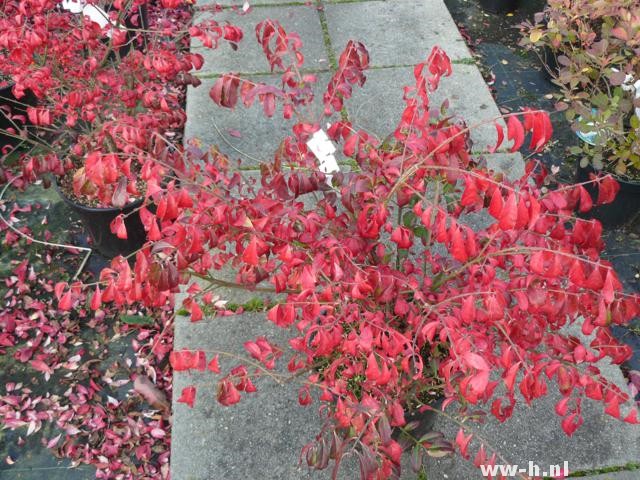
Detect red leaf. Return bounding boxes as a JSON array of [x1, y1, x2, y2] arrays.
[[208, 355, 221, 373], [90, 286, 102, 311], [110, 214, 128, 240], [597, 176, 620, 205], [59, 290, 73, 311], [460, 178, 481, 207], [490, 122, 504, 153], [611, 26, 628, 41], [217, 379, 241, 406], [568, 260, 585, 286], [170, 349, 206, 371], [602, 269, 616, 304], [555, 396, 570, 416], [449, 224, 468, 262], [578, 186, 593, 213], [390, 226, 413, 249], [525, 110, 553, 152], [365, 352, 381, 383], [209, 75, 240, 108], [507, 116, 524, 152], [267, 303, 295, 327], [190, 302, 203, 322], [242, 236, 259, 265], [460, 296, 476, 323], [498, 191, 517, 230], [464, 352, 490, 371], [604, 397, 620, 419], [298, 386, 312, 406], [561, 412, 583, 436], [455, 428, 472, 459], [488, 188, 504, 219], [585, 267, 604, 290], [30, 359, 53, 375], [624, 409, 639, 424], [177, 386, 196, 408], [26, 107, 51, 126], [54, 281, 67, 301]]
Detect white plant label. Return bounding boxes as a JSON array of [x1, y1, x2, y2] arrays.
[[307, 128, 340, 185], [60, 0, 122, 38]]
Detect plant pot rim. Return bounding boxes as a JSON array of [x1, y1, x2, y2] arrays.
[[54, 177, 144, 213]]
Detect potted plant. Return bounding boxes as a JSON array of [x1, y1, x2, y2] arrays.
[[54, 20, 640, 479], [520, 0, 640, 226], [0, 0, 243, 256]]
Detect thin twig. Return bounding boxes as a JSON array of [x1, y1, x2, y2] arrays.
[[0, 176, 92, 279]]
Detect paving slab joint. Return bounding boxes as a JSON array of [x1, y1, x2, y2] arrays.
[[316, 0, 339, 71], [565, 462, 640, 478]]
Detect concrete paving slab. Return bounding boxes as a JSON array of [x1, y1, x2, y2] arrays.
[[185, 73, 334, 166], [173, 312, 640, 480], [409, 358, 640, 480], [481, 152, 525, 180], [192, 4, 329, 74], [346, 65, 506, 153], [171, 311, 326, 480], [323, 0, 472, 66]]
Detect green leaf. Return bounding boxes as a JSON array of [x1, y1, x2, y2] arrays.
[[120, 314, 154, 326], [410, 444, 423, 473], [569, 146, 584, 155], [419, 431, 445, 443], [414, 226, 430, 242], [402, 211, 416, 228], [426, 445, 454, 458]]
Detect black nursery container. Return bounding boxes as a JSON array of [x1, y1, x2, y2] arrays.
[[576, 164, 640, 228], [479, 0, 519, 14], [56, 185, 147, 258]]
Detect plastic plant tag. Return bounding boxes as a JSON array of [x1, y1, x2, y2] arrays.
[[575, 108, 602, 146], [307, 128, 340, 184], [60, 0, 121, 37], [613, 68, 640, 119], [60, 0, 84, 13]]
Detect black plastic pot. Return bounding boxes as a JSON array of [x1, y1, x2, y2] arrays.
[[56, 184, 147, 258], [0, 83, 35, 150], [576, 164, 640, 228], [479, 0, 519, 14]]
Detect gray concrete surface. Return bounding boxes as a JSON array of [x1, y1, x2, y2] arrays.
[[185, 73, 334, 166], [323, 0, 471, 65], [192, 5, 329, 74]]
